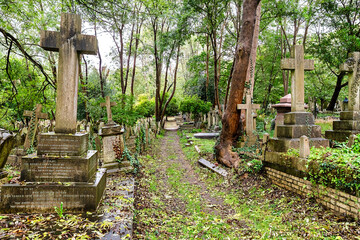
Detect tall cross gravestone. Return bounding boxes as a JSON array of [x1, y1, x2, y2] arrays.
[[265, 45, 328, 161], [281, 45, 314, 112], [40, 13, 97, 133], [0, 13, 106, 213], [100, 96, 116, 125], [23, 104, 48, 150], [326, 52, 360, 141], [237, 93, 260, 136]]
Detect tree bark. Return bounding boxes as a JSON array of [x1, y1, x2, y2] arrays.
[[215, 0, 260, 168], [326, 72, 346, 111]]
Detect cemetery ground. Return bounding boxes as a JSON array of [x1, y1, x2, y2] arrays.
[[133, 130, 360, 239], [0, 126, 359, 239]]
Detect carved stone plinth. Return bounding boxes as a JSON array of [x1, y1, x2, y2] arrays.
[[0, 169, 106, 213], [267, 112, 329, 153], [325, 111, 360, 141]]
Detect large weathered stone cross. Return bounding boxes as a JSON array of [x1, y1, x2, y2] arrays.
[[281, 45, 314, 112], [40, 13, 97, 134], [23, 104, 48, 149], [339, 52, 360, 111], [100, 96, 117, 125], [237, 93, 260, 136]]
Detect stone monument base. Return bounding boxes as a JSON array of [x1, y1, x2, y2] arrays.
[[325, 111, 360, 142], [21, 150, 98, 182], [0, 168, 106, 213], [267, 112, 329, 152]]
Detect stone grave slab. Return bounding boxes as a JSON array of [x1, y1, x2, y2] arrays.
[[194, 133, 220, 139], [37, 132, 88, 157], [0, 168, 106, 213], [198, 158, 228, 177], [21, 150, 97, 182]]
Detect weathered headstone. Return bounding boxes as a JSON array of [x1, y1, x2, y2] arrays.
[[265, 45, 328, 166], [326, 52, 360, 141], [99, 96, 127, 171], [0, 129, 15, 178], [237, 93, 260, 137], [0, 13, 106, 213], [23, 104, 48, 150], [41, 13, 97, 134]]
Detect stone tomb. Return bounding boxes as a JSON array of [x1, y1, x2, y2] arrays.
[[100, 96, 129, 171], [325, 52, 360, 141], [266, 45, 328, 164], [0, 13, 106, 213]]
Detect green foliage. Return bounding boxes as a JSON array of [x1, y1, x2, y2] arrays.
[[179, 95, 211, 120], [307, 136, 360, 195], [112, 95, 142, 127], [54, 202, 65, 219], [134, 94, 155, 118], [164, 97, 179, 116], [286, 148, 300, 157], [246, 159, 263, 174]]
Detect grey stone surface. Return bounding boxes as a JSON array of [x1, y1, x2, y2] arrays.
[[40, 13, 97, 134], [0, 168, 106, 213], [198, 158, 228, 177], [194, 133, 219, 139], [37, 132, 88, 157], [21, 150, 97, 182], [0, 129, 14, 169]]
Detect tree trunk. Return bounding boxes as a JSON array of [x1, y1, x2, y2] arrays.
[[215, 0, 260, 168], [327, 72, 346, 111]]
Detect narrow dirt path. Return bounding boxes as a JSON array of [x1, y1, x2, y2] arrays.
[[133, 129, 360, 239], [158, 131, 225, 214]]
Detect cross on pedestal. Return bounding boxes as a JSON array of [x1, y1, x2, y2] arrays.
[[23, 104, 48, 149], [237, 94, 260, 136], [340, 52, 360, 111], [40, 13, 97, 134], [100, 96, 117, 125], [281, 45, 314, 112]]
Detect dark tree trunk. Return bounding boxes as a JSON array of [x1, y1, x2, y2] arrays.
[[215, 0, 260, 168], [326, 72, 346, 111]]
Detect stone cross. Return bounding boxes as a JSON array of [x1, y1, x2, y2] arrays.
[[237, 93, 260, 136], [281, 45, 314, 112], [339, 52, 360, 111], [40, 13, 97, 134], [100, 96, 117, 124], [23, 104, 48, 149]]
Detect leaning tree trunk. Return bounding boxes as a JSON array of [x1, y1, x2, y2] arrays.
[[215, 0, 261, 168], [326, 72, 346, 111]]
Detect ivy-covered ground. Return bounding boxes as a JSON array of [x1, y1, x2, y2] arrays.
[[133, 130, 360, 239]]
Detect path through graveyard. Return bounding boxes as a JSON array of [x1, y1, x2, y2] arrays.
[[133, 130, 360, 239]]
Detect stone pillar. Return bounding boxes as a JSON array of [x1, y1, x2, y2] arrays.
[[299, 135, 310, 158]]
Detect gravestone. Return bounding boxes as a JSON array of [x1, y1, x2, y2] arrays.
[[0, 129, 15, 178], [99, 96, 127, 171], [266, 45, 328, 166], [237, 93, 260, 138], [23, 104, 48, 150], [325, 52, 360, 141], [0, 13, 106, 213]]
